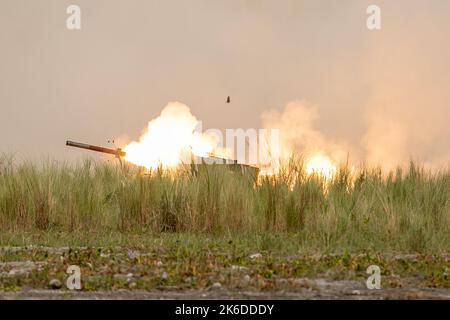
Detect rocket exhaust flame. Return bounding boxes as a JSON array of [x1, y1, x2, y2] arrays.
[[122, 102, 218, 170], [305, 154, 337, 180], [67, 101, 342, 179]]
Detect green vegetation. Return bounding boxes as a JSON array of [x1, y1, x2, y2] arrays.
[[0, 236, 449, 291], [0, 155, 448, 252]]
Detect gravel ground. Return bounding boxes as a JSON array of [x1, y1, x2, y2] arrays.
[[1, 246, 449, 300], [1, 280, 450, 300]]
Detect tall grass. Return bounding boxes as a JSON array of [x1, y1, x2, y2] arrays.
[[0, 155, 448, 251]]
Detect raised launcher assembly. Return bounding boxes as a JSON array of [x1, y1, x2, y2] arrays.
[[66, 140, 125, 163], [65, 140, 259, 177]]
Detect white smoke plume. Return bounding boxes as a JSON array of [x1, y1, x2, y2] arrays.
[[260, 101, 352, 169]]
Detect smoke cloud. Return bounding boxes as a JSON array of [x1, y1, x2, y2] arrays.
[[0, 0, 449, 171], [260, 101, 351, 165]]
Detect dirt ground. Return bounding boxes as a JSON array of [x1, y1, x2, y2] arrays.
[[1, 283, 450, 300], [1, 246, 449, 300], [1, 273, 450, 300]]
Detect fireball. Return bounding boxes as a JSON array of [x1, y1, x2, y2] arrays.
[[305, 154, 337, 180], [123, 102, 216, 170]]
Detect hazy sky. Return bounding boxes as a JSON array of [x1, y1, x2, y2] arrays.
[[1, 0, 449, 167]]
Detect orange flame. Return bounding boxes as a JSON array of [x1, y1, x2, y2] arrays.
[[305, 154, 337, 180], [123, 102, 216, 170]]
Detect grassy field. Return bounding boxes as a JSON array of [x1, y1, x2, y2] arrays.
[[0, 155, 448, 252], [0, 155, 449, 296]]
